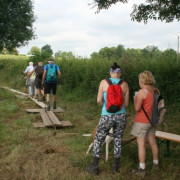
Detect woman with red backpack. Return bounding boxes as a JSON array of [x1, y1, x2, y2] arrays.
[[86, 62, 129, 174]]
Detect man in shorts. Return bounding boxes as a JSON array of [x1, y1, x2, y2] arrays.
[[42, 59, 61, 111], [35, 61, 45, 101]]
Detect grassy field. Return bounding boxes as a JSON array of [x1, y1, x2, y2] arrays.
[[0, 87, 179, 180]]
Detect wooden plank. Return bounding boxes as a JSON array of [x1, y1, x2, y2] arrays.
[[26, 109, 43, 113], [155, 131, 180, 143], [52, 107, 65, 113], [47, 111, 62, 126], [29, 96, 46, 108], [61, 121, 73, 127], [40, 110, 53, 127], [3, 87, 28, 96], [26, 108, 64, 113], [33, 122, 45, 128]]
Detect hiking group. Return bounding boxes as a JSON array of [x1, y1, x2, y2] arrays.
[[24, 60, 165, 177], [86, 62, 165, 177], [24, 59, 61, 111]]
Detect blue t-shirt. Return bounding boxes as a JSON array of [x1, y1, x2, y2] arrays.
[[101, 78, 126, 116], [44, 63, 60, 83]]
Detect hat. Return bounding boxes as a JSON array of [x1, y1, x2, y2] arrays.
[[29, 62, 33, 66]]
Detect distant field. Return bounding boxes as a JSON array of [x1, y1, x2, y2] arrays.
[[0, 54, 29, 61]]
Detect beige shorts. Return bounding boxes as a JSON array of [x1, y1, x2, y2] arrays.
[[131, 122, 156, 138]]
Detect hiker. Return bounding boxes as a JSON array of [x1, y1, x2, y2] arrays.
[[35, 61, 45, 101], [23, 62, 34, 74], [23, 62, 34, 87], [24, 64, 38, 98], [27, 61, 45, 101], [131, 71, 159, 177], [86, 62, 129, 174], [42, 59, 61, 111]]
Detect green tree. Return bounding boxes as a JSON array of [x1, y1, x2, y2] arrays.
[[55, 50, 75, 60], [29, 46, 41, 55], [54, 50, 62, 58], [41, 44, 53, 57], [0, 0, 36, 51], [92, 0, 180, 23], [99, 47, 115, 60], [161, 49, 177, 62]]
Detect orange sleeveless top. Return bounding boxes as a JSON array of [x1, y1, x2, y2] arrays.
[[134, 89, 154, 123]]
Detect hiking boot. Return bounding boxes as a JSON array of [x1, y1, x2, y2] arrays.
[[132, 167, 146, 177], [151, 163, 160, 171], [112, 157, 120, 173], [85, 157, 99, 175], [53, 102, 56, 109], [46, 102, 50, 111], [46, 105, 50, 111]]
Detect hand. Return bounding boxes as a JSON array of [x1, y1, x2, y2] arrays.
[[24, 77, 27, 80]]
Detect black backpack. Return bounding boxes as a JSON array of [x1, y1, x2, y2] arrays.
[[142, 91, 166, 126], [36, 65, 44, 79]]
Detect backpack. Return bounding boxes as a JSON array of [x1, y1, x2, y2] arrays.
[[106, 78, 124, 113], [36, 65, 44, 79], [142, 91, 166, 126], [46, 64, 57, 82]]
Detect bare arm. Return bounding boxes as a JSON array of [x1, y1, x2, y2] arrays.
[[134, 89, 147, 112], [24, 69, 34, 79], [123, 82, 129, 109], [57, 71, 61, 82], [97, 80, 104, 106]]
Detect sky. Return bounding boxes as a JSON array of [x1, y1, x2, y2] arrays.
[[17, 0, 180, 57]]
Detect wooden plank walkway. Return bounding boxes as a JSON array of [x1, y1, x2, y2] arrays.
[[47, 111, 62, 126], [3, 87, 28, 96], [28, 96, 46, 108], [3, 87, 72, 128], [26, 109, 72, 128], [40, 110, 54, 127], [26, 108, 64, 113]]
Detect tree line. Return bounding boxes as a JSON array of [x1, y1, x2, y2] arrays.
[[0, 0, 179, 54]]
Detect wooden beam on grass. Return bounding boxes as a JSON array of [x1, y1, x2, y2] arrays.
[[40, 110, 54, 127], [28, 96, 46, 108], [47, 111, 62, 126]]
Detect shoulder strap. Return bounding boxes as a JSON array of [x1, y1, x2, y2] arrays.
[[105, 78, 112, 85], [117, 79, 124, 85], [142, 106, 151, 122], [145, 88, 154, 95]]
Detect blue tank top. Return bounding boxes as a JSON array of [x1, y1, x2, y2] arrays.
[[101, 78, 126, 116]]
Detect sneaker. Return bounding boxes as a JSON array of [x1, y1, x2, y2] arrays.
[[132, 167, 146, 177], [151, 163, 160, 171], [37, 99, 42, 102]]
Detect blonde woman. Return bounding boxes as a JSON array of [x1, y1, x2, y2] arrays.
[[131, 71, 159, 177], [86, 62, 129, 175]]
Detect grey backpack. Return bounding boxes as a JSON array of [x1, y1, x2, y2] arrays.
[[142, 91, 166, 126]]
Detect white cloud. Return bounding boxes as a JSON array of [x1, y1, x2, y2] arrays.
[[18, 0, 180, 57]]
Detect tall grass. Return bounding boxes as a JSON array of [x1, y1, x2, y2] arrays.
[[0, 54, 179, 106]]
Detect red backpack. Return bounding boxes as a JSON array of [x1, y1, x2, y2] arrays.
[[106, 78, 124, 113]]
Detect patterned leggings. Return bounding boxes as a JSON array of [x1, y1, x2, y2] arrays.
[[93, 114, 127, 158]]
